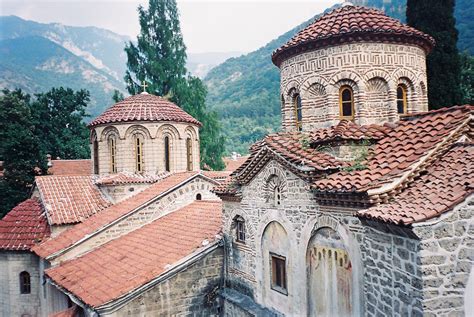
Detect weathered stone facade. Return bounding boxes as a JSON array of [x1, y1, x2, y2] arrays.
[[91, 121, 200, 175], [280, 42, 428, 131]]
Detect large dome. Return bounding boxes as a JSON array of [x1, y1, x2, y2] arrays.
[[89, 93, 201, 127], [272, 4, 435, 67]]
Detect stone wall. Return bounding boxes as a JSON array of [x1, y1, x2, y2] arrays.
[[91, 121, 200, 175], [54, 176, 219, 264], [98, 182, 152, 203], [0, 251, 41, 317], [279, 42, 428, 131], [107, 247, 224, 317], [413, 195, 474, 316]]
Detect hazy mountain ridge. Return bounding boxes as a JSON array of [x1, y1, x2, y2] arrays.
[[204, 0, 474, 154]]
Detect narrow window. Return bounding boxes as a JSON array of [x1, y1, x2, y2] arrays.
[[271, 254, 287, 294], [293, 94, 303, 131], [274, 186, 281, 206], [196, 193, 202, 200], [134, 135, 144, 173], [186, 137, 193, 171], [93, 139, 99, 174], [164, 136, 171, 172], [236, 217, 246, 243], [19, 271, 31, 294], [339, 86, 354, 120], [397, 85, 408, 115], [108, 136, 117, 173]]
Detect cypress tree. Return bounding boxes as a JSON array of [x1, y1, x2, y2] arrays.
[[125, 0, 225, 170], [407, 0, 462, 108]]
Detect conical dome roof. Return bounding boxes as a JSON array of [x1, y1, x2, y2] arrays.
[[89, 93, 201, 127], [272, 5, 435, 67]]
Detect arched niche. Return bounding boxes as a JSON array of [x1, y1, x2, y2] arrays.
[[306, 227, 352, 316], [100, 126, 121, 142], [125, 124, 152, 140], [365, 77, 390, 114]]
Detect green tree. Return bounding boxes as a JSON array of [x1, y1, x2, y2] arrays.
[[112, 89, 125, 103], [31, 87, 90, 160], [407, 0, 463, 108], [0, 89, 45, 218], [460, 51, 474, 104], [125, 0, 225, 169]]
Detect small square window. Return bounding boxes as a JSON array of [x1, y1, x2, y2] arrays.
[[270, 253, 287, 295], [236, 220, 245, 243]]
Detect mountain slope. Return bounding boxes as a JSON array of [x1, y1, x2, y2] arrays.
[[205, 1, 474, 154], [0, 36, 124, 118]]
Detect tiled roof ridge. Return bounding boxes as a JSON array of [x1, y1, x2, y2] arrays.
[[272, 4, 435, 66], [400, 104, 473, 121], [33, 172, 199, 260], [94, 171, 171, 186], [366, 112, 472, 203]]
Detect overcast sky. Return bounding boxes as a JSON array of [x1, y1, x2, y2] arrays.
[[1, 0, 340, 53]]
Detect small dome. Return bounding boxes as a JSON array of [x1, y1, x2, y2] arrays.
[[89, 93, 201, 127], [272, 5, 435, 67]]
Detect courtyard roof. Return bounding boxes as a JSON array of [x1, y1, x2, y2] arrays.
[[0, 198, 50, 251], [45, 200, 222, 308], [272, 5, 435, 66], [88, 93, 201, 127]]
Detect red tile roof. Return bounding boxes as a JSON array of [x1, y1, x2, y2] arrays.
[[36, 176, 112, 225], [95, 171, 170, 186], [313, 106, 473, 193], [224, 156, 249, 172], [202, 170, 232, 182], [310, 120, 391, 145], [89, 93, 201, 127], [358, 143, 473, 225], [0, 198, 50, 251], [49, 305, 79, 317], [45, 200, 222, 308], [272, 5, 435, 66], [48, 160, 91, 176], [33, 172, 198, 259]]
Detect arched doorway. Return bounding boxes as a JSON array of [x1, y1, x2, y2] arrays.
[[306, 227, 353, 316]]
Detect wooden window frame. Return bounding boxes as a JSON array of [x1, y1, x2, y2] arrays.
[[339, 86, 355, 120], [134, 135, 144, 173], [235, 218, 246, 243], [293, 94, 303, 131], [164, 136, 171, 172], [19, 271, 31, 294], [108, 136, 117, 173], [186, 137, 193, 171], [397, 84, 408, 115], [270, 253, 287, 295]]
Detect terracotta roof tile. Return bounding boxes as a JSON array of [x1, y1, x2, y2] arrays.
[[95, 171, 170, 186], [49, 305, 78, 317], [202, 170, 232, 182], [223, 156, 249, 172], [45, 200, 222, 308], [272, 5, 435, 66], [48, 160, 91, 176], [0, 198, 50, 250], [358, 143, 473, 225], [33, 172, 198, 259], [36, 176, 112, 225], [313, 106, 473, 193], [310, 120, 392, 145], [89, 93, 201, 127]]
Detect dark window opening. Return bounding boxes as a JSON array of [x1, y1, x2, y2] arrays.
[[93, 139, 99, 174], [164, 136, 171, 172], [186, 137, 193, 171], [397, 85, 408, 115], [20, 271, 31, 294], [293, 94, 303, 131], [196, 193, 202, 200], [271, 254, 287, 294], [236, 217, 245, 243]]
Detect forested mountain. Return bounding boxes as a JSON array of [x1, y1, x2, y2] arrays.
[[205, 0, 474, 154]]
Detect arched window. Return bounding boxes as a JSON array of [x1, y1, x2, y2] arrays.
[[339, 86, 354, 120], [186, 137, 193, 171], [397, 85, 408, 115], [19, 271, 31, 294], [164, 136, 171, 172], [293, 94, 303, 131], [196, 193, 202, 200], [93, 139, 99, 174], [108, 136, 117, 173], [274, 186, 281, 206], [134, 135, 144, 173], [235, 216, 245, 243]]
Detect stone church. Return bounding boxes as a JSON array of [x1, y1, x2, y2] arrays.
[[0, 3, 473, 317]]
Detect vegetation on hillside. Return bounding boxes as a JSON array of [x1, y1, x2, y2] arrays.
[[407, 0, 462, 107], [0, 88, 90, 218], [125, 0, 225, 170]]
